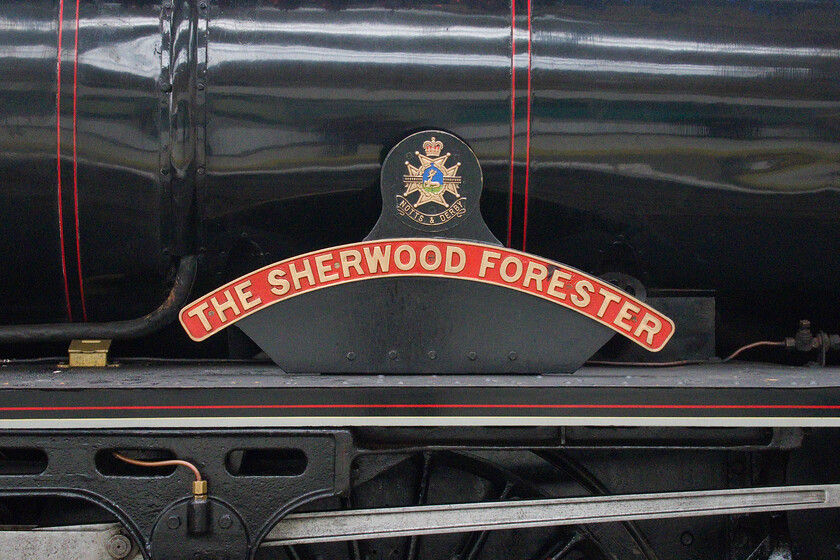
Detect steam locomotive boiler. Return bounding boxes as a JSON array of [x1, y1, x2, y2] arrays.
[[1, 0, 840, 558]]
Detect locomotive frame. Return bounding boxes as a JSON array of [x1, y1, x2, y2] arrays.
[[1, 0, 840, 558]]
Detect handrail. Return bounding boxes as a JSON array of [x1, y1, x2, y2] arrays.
[[0, 255, 197, 343]]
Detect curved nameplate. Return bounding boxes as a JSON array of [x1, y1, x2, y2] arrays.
[[179, 239, 675, 351]]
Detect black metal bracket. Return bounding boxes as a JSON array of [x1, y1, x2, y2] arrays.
[[0, 430, 353, 560], [229, 131, 629, 372]]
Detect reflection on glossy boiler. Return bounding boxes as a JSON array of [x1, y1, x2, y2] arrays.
[[0, 0, 837, 337]]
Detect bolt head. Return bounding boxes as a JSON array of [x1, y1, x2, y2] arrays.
[[219, 514, 233, 529], [508, 351, 518, 361], [197, 82, 205, 91], [388, 350, 398, 360], [346, 352, 356, 361], [107, 535, 132, 559], [166, 515, 181, 529], [428, 350, 437, 360], [680, 531, 694, 546], [468, 351, 477, 361]]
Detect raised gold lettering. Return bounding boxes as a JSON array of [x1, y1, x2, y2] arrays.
[[289, 259, 316, 290], [267, 269, 290, 296], [500, 256, 523, 283], [234, 280, 261, 311], [363, 245, 391, 273], [314, 253, 339, 282], [419, 245, 442, 271], [339, 250, 364, 278], [571, 280, 594, 308], [546, 269, 573, 300], [479, 251, 501, 278], [445, 246, 466, 273], [211, 290, 241, 323], [394, 245, 416, 271], [634, 313, 662, 345], [596, 289, 622, 318], [522, 261, 548, 291], [614, 300, 641, 332], [187, 302, 212, 332]]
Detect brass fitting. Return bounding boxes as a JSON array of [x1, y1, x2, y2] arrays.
[[192, 479, 208, 497]]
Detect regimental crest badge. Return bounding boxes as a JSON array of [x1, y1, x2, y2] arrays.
[[397, 137, 467, 228], [372, 130, 486, 236], [180, 128, 676, 374]]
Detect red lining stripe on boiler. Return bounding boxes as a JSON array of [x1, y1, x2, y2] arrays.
[[72, 0, 86, 320], [522, 0, 532, 251], [56, 0, 73, 322], [506, 0, 516, 248]]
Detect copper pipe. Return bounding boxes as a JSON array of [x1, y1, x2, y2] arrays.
[[721, 340, 785, 362], [112, 451, 202, 481], [587, 340, 785, 367]]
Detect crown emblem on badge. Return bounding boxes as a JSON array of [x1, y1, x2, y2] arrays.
[[398, 136, 466, 221], [388, 131, 475, 231], [422, 137, 443, 157]]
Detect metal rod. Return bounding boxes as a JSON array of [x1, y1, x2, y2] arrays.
[[264, 483, 840, 546], [0, 255, 197, 343]]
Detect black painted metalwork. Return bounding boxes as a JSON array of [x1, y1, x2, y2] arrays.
[[593, 296, 716, 363], [0, 425, 818, 560], [0, 430, 352, 560], [150, 498, 249, 560], [0, 1, 839, 557], [0, 255, 196, 343], [235, 130, 615, 373], [0, 0, 836, 354], [237, 277, 616, 373], [0, 362, 839, 424]]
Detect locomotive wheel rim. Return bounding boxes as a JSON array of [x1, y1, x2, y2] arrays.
[[267, 449, 653, 560]]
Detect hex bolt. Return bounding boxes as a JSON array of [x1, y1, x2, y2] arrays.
[[346, 352, 356, 361], [388, 350, 398, 360], [163, 2, 172, 8], [508, 351, 518, 361], [160, 83, 172, 93], [197, 82, 205, 91], [199, 1, 207, 8], [219, 514, 233, 529], [680, 531, 694, 546], [468, 351, 477, 361], [166, 515, 181, 530], [196, 166, 205, 175], [106, 535, 132, 559], [428, 351, 437, 360], [160, 167, 169, 176]]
